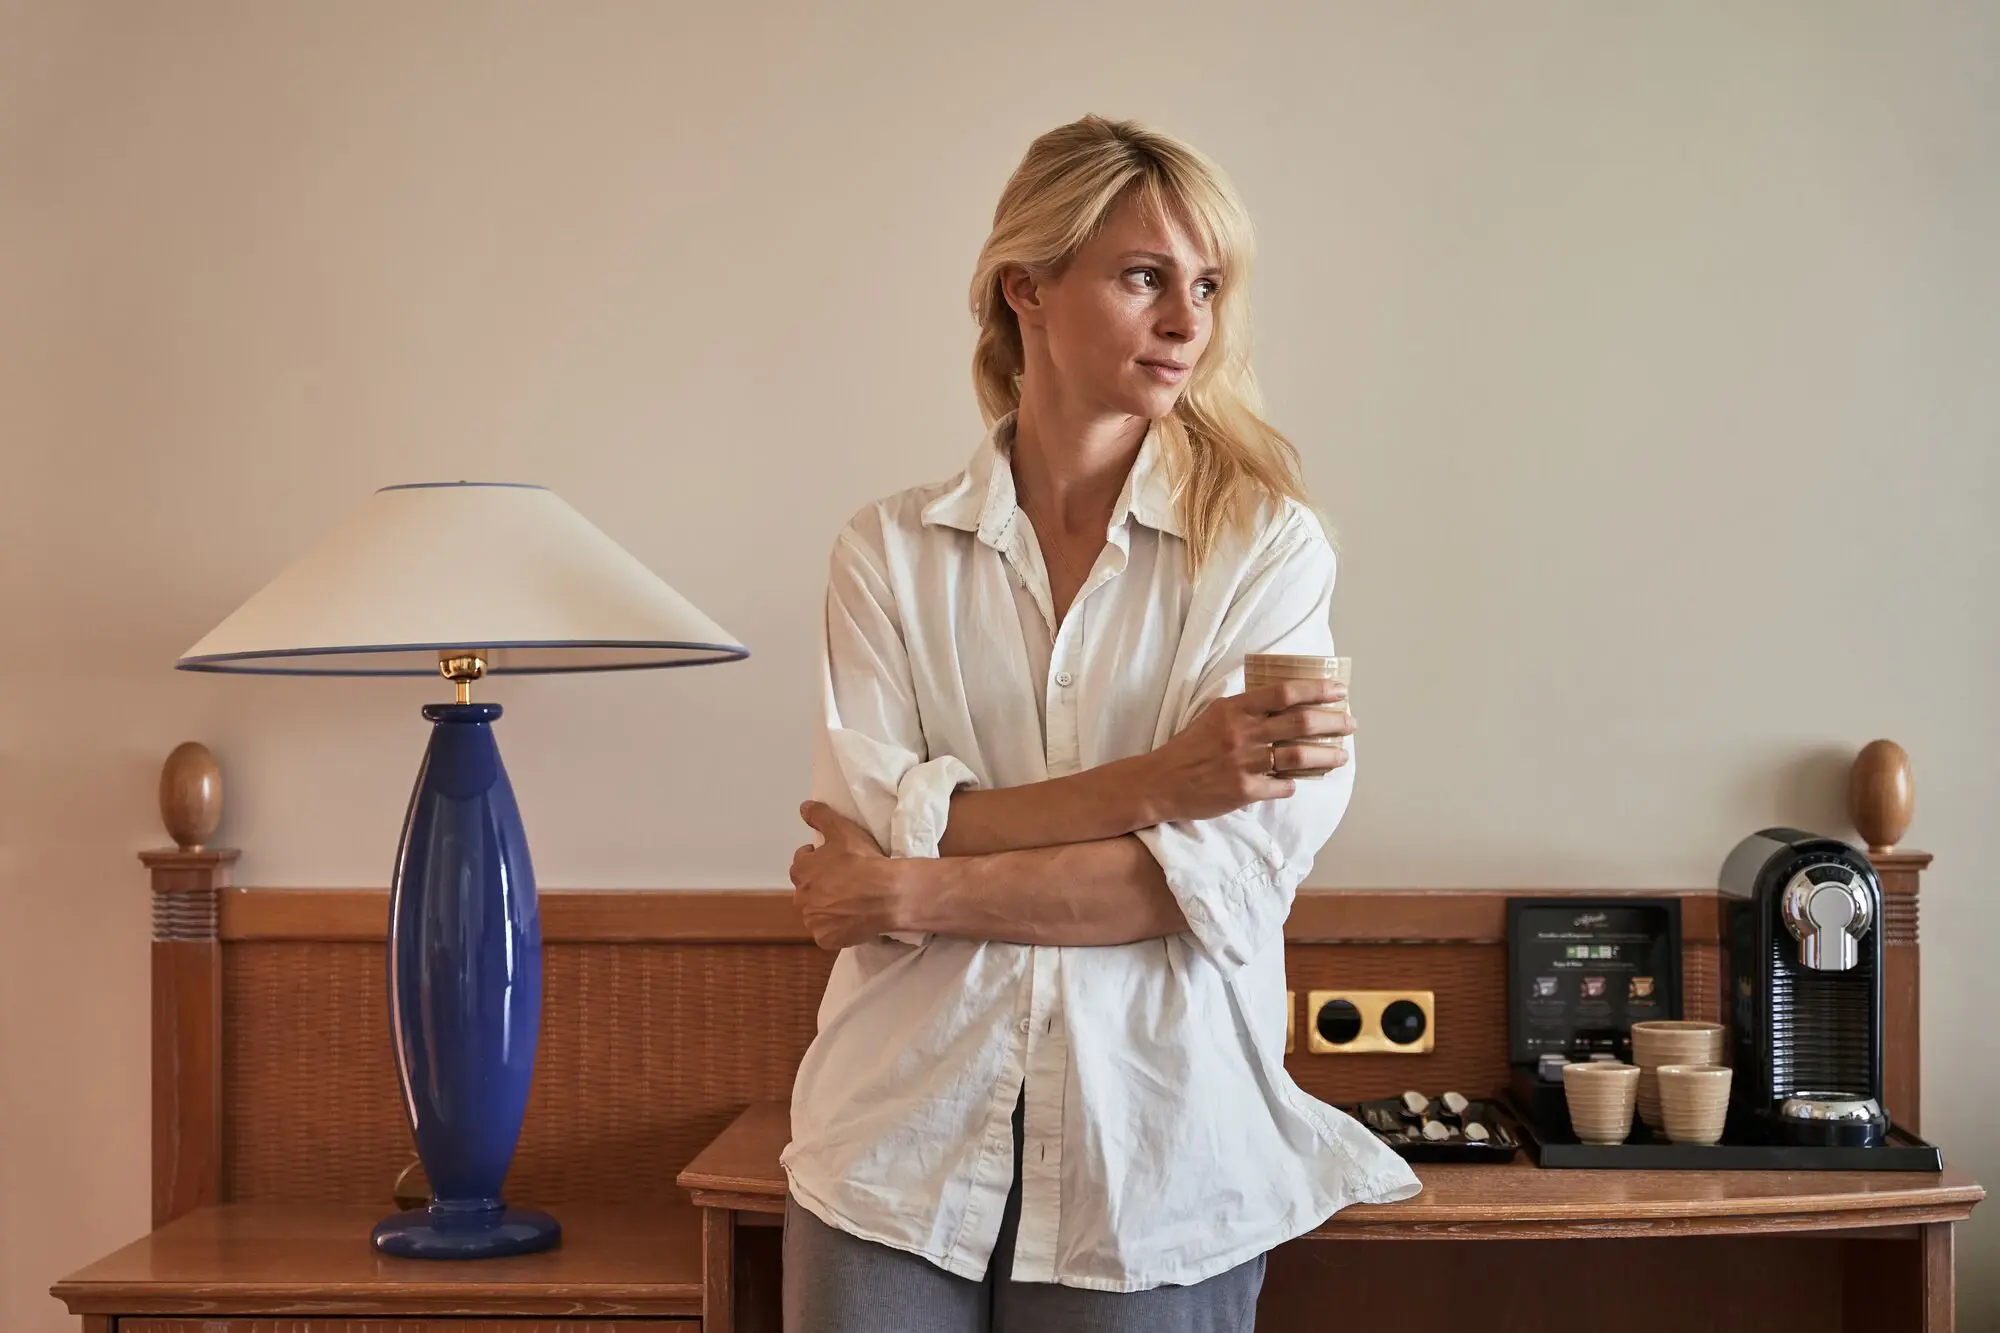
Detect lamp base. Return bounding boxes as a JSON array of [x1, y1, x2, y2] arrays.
[[371, 1201, 562, 1259], [377, 701, 556, 1262]]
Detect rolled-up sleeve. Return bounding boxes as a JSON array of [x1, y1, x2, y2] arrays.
[[811, 525, 981, 862], [1133, 512, 1356, 971]]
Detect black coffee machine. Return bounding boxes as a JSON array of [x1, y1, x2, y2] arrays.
[[1719, 828, 1888, 1147]]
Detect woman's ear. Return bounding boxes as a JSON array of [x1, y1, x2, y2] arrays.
[[999, 264, 1045, 327]]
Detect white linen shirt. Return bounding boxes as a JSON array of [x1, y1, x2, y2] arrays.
[[782, 414, 1421, 1293]]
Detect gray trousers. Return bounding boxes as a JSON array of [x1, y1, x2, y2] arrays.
[[782, 1092, 1267, 1333]]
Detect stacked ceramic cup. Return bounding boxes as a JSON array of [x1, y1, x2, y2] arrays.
[[1631, 1020, 1725, 1135]]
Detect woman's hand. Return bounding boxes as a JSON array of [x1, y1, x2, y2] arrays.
[[790, 801, 909, 950], [1143, 680, 1354, 824]]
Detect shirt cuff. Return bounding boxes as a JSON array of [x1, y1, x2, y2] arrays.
[[887, 754, 981, 859], [1134, 815, 1295, 971]]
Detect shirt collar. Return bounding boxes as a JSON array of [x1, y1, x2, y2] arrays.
[[921, 412, 1183, 546]]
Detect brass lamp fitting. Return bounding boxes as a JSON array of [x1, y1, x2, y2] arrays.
[[438, 652, 488, 704]]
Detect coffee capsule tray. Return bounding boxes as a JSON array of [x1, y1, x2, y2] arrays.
[[1346, 1095, 1523, 1164]]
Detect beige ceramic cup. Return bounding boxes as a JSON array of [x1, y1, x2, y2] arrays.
[[1631, 1021, 1724, 1131], [1561, 1061, 1641, 1145], [1656, 1063, 1733, 1145], [1243, 654, 1350, 780]]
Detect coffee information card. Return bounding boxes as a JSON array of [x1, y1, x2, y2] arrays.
[[1506, 900, 1683, 1065]]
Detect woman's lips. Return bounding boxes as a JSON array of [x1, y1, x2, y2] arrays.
[[1138, 359, 1189, 383]]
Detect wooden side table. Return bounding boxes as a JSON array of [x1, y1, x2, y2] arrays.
[[51, 1202, 705, 1331], [678, 1102, 1984, 1333], [679, 1103, 793, 1333]]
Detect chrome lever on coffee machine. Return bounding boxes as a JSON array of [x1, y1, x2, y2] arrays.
[[1780, 870, 1873, 972]]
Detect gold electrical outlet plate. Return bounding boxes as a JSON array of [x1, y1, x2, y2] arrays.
[[1305, 990, 1435, 1055], [1285, 990, 1295, 1053]]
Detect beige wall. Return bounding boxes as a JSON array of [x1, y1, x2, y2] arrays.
[[5, 1, 1996, 1327]]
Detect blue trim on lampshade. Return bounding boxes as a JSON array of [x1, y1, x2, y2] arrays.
[[376, 481, 550, 492], [176, 640, 750, 676]]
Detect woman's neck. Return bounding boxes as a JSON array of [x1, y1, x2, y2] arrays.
[[1010, 383, 1148, 539]]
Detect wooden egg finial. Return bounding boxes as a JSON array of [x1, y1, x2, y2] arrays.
[[1849, 739, 1913, 854], [160, 742, 222, 852]]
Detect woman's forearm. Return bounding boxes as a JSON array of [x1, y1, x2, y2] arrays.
[[938, 753, 1169, 857], [892, 834, 1187, 947]]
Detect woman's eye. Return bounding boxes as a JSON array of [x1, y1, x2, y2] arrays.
[[1194, 278, 1220, 302], [1127, 267, 1160, 289]]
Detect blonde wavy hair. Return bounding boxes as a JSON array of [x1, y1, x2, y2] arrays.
[[970, 115, 1316, 574]]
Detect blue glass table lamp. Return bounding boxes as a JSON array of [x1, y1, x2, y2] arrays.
[[175, 482, 747, 1259]]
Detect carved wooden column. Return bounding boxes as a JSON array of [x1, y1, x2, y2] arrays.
[[1871, 851, 1928, 1136], [1851, 738, 1925, 1135], [141, 740, 236, 1226]]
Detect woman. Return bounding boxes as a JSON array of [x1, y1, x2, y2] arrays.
[[783, 115, 1420, 1333]]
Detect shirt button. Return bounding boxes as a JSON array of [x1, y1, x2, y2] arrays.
[[1018, 1017, 1033, 1034], [1055, 671, 1074, 687]]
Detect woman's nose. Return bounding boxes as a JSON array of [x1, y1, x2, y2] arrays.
[[1156, 290, 1201, 342]]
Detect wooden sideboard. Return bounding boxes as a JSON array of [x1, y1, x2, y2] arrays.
[[684, 1102, 1981, 1333], [49, 827, 1973, 1332]]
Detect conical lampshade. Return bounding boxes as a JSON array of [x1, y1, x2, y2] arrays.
[[177, 482, 747, 675]]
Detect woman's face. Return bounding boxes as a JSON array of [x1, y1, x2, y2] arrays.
[[1010, 194, 1222, 421]]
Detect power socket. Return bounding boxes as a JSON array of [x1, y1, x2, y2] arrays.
[[1305, 990, 1435, 1054], [1285, 990, 1295, 1053]]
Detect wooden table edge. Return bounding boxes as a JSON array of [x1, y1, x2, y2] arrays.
[[1311, 1202, 1978, 1240], [45, 1286, 706, 1318], [679, 1186, 1976, 1238], [680, 1182, 1984, 1229], [687, 1188, 787, 1215], [1333, 1177, 1987, 1226]]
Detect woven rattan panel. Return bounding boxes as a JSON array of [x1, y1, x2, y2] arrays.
[[223, 932, 1719, 1203], [223, 940, 833, 1205], [1683, 942, 1721, 1024]]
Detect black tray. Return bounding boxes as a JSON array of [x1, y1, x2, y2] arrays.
[[1507, 1093, 1944, 1171], [1346, 1097, 1523, 1164]]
